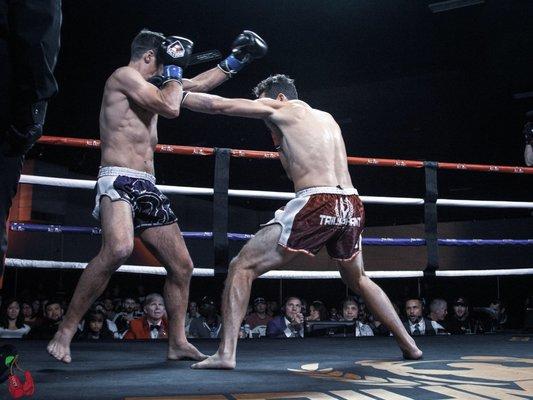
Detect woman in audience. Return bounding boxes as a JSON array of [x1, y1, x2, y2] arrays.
[[307, 301, 329, 321], [21, 300, 38, 327], [77, 309, 115, 340], [0, 299, 31, 338]]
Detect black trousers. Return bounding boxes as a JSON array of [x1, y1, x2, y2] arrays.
[[0, 0, 61, 287]]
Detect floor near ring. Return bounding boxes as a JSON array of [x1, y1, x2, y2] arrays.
[[3, 335, 532, 400]]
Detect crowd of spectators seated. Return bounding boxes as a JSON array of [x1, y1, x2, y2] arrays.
[[0, 287, 528, 340]]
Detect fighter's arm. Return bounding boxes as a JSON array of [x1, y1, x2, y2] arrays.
[[181, 30, 267, 93], [182, 67, 229, 93], [113, 67, 183, 118], [182, 92, 281, 120]]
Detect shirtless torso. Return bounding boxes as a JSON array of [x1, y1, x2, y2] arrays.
[[99, 67, 160, 173], [182, 87, 422, 369]]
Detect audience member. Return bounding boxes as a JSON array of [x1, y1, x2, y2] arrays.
[[27, 298, 64, 339], [329, 307, 340, 321], [102, 297, 116, 321], [266, 297, 304, 338], [488, 299, 508, 332], [77, 309, 116, 340], [267, 300, 279, 317], [124, 293, 168, 340], [339, 297, 373, 337], [428, 298, 448, 333], [0, 299, 30, 338], [403, 298, 443, 336], [447, 297, 483, 334], [245, 297, 273, 334], [307, 301, 329, 322], [188, 296, 221, 339], [113, 297, 142, 336], [21, 301, 37, 328]]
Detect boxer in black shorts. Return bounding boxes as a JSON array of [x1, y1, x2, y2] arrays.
[[92, 167, 177, 229], [47, 29, 267, 363], [183, 74, 422, 369]]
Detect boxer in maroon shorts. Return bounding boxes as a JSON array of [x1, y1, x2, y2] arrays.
[[183, 74, 423, 369]]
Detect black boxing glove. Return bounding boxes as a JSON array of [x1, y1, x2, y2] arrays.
[[158, 36, 194, 69], [218, 30, 268, 77]]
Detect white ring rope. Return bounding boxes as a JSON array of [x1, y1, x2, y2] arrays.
[[18, 174, 533, 208], [5, 258, 533, 279]]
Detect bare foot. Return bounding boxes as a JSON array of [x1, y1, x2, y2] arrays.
[[191, 352, 235, 370], [402, 347, 423, 360], [167, 342, 208, 361], [47, 329, 75, 363]]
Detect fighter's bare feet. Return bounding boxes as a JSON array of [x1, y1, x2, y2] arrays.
[[47, 329, 75, 363], [167, 342, 208, 361], [191, 352, 235, 370], [402, 347, 423, 360]]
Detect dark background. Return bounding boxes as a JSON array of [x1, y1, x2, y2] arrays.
[[7, 0, 533, 320], [34, 0, 532, 214]]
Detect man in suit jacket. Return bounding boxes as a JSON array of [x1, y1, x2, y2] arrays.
[[267, 297, 304, 338], [403, 298, 443, 336], [124, 293, 168, 340]]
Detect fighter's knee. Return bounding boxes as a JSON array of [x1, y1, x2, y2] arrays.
[[103, 241, 134, 265], [167, 257, 194, 280], [229, 256, 257, 278]]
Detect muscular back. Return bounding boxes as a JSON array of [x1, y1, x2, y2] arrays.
[[267, 101, 354, 192], [99, 67, 159, 174]]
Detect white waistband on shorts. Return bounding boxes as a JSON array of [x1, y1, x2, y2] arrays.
[[295, 186, 358, 197], [97, 166, 156, 184]]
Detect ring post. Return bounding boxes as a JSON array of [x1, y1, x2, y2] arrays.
[[424, 161, 439, 276], [213, 148, 231, 276]]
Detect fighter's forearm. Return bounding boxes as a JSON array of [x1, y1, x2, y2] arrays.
[[157, 82, 183, 118], [183, 67, 229, 93]]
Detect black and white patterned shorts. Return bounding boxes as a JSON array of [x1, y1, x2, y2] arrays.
[[92, 166, 177, 230]]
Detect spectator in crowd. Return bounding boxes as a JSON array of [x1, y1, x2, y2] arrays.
[[188, 297, 221, 339], [329, 307, 340, 321], [403, 298, 444, 336], [27, 298, 64, 339], [185, 301, 200, 336], [523, 111, 533, 166], [307, 301, 329, 322], [32, 299, 42, 318], [0, 299, 30, 338], [77, 309, 115, 340], [21, 301, 37, 328], [113, 297, 142, 336], [267, 300, 279, 317], [124, 293, 168, 340], [488, 299, 507, 332], [340, 297, 373, 337], [102, 297, 116, 321], [428, 298, 448, 333], [246, 297, 273, 330], [447, 297, 483, 334], [266, 296, 304, 338]]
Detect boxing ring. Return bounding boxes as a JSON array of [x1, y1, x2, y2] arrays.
[[2, 135, 533, 399]]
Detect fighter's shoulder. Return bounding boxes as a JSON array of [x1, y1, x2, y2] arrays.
[[108, 67, 141, 87]]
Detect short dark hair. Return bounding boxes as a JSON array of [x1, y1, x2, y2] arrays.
[[130, 29, 165, 62], [253, 74, 298, 100]]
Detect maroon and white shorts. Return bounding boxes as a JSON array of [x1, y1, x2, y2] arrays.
[[262, 187, 365, 261]]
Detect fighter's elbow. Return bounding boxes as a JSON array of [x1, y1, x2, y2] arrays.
[[160, 105, 181, 119]]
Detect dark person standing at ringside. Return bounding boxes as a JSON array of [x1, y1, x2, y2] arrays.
[[182, 74, 422, 369], [47, 29, 267, 363], [0, 0, 61, 289]]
